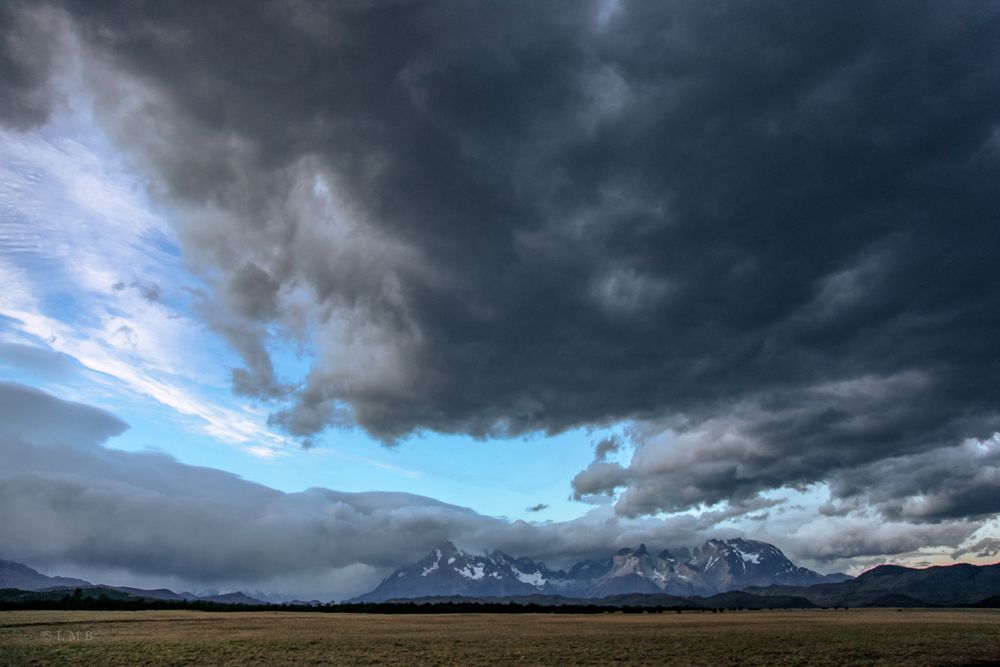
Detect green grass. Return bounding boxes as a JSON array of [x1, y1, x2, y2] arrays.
[[1, 608, 999, 665]]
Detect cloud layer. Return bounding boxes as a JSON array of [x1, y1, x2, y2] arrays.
[[4, 383, 989, 598], [0, 383, 749, 597]]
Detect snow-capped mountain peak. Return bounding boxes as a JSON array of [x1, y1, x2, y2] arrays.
[[688, 538, 819, 590]]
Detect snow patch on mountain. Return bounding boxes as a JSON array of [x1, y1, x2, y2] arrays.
[[513, 568, 546, 587], [733, 547, 761, 564], [459, 563, 485, 580]]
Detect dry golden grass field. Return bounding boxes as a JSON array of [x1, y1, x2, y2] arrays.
[[1, 608, 999, 666]]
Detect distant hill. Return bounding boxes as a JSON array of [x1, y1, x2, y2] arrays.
[[0, 557, 267, 606], [0, 585, 269, 607], [0, 558, 91, 590], [746, 562, 1000, 607], [351, 538, 846, 602], [0, 586, 138, 603], [199, 592, 269, 605], [105, 586, 194, 602]]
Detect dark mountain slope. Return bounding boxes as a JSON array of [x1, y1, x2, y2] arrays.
[[0, 559, 90, 591], [747, 562, 1000, 607]]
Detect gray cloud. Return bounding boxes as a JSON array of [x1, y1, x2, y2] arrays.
[[227, 263, 280, 321], [526, 503, 548, 513], [952, 538, 1000, 561], [109, 279, 162, 303], [784, 518, 979, 564], [593, 436, 620, 461], [0, 381, 127, 446], [134, 281, 161, 303], [3, 1, 1000, 524], [0, 342, 83, 378], [573, 376, 1000, 518], [826, 436, 1000, 522]]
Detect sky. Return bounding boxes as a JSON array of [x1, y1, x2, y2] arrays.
[[1, 0, 999, 600]]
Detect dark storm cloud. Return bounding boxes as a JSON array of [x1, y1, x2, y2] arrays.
[[572, 376, 1000, 517], [825, 436, 1000, 522], [784, 518, 979, 564], [0, 2, 60, 129], [4, 2, 1000, 515]]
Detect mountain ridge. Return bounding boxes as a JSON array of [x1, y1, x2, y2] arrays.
[[364, 560, 1000, 608], [0, 558, 91, 591], [746, 561, 1000, 607], [351, 538, 849, 602]]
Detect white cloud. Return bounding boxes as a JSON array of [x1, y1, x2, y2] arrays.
[[0, 95, 292, 453]]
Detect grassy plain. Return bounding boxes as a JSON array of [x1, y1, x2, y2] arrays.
[[1, 608, 999, 666]]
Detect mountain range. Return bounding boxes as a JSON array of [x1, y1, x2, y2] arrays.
[[0, 558, 269, 605], [351, 538, 850, 602], [4, 549, 1000, 609]]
